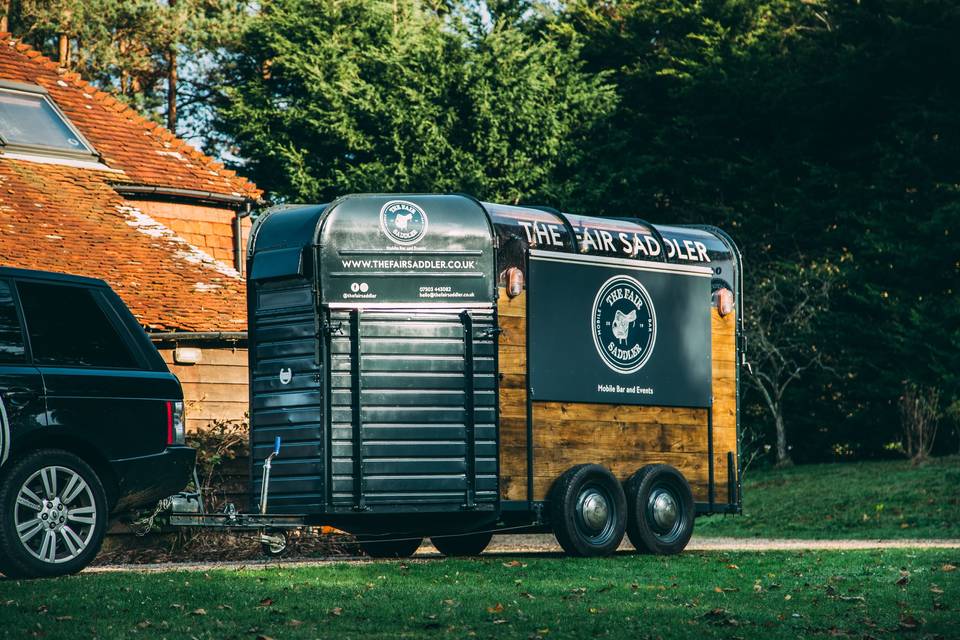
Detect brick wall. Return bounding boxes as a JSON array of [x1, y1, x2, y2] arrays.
[[127, 199, 252, 266]]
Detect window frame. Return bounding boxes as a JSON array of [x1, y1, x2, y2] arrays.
[[14, 279, 149, 371], [0, 79, 99, 161], [0, 278, 30, 365]]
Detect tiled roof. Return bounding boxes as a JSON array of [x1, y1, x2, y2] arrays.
[[0, 33, 260, 199], [0, 158, 247, 332]]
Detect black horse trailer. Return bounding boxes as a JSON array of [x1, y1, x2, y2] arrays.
[[172, 193, 743, 558]]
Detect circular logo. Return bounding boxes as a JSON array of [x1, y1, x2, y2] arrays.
[[379, 200, 428, 246], [591, 275, 657, 374]]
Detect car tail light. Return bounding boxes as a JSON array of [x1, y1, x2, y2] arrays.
[[166, 400, 185, 446]]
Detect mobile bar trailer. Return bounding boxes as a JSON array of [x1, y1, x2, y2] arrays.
[[167, 193, 743, 558]]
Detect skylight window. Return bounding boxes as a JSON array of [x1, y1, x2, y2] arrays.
[[0, 80, 96, 158]]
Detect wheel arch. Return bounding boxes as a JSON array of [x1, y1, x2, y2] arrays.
[[5, 432, 119, 509]]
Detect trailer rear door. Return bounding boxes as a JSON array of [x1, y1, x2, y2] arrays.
[[319, 195, 499, 513]]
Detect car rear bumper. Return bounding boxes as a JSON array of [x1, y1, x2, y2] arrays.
[[110, 445, 196, 511]]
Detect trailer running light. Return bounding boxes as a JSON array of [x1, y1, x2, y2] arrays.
[[716, 287, 735, 317], [506, 267, 524, 298], [166, 400, 186, 446]]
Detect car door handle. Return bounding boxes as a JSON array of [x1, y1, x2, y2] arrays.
[[3, 387, 36, 405]]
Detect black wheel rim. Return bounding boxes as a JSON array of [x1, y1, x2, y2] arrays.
[[645, 480, 686, 544], [574, 482, 617, 546]]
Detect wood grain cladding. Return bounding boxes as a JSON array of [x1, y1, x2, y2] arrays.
[[497, 288, 738, 503]]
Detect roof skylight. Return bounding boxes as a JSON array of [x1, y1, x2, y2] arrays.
[[0, 80, 96, 158]]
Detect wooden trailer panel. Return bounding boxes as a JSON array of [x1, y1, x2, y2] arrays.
[[498, 288, 738, 505]]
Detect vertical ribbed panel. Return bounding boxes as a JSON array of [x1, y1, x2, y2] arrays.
[[249, 279, 325, 512], [328, 309, 498, 508]]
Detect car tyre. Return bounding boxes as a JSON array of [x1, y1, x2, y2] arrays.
[[549, 464, 626, 557], [624, 464, 694, 555], [0, 450, 109, 578], [431, 530, 493, 556]]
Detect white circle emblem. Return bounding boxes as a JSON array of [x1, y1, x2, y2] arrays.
[[591, 275, 657, 374], [379, 200, 428, 246]]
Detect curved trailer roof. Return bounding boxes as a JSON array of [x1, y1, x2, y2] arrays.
[[247, 194, 741, 299]]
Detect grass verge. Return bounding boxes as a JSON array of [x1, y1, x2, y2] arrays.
[[1, 550, 957, 639], [697, 456, 960, 539]]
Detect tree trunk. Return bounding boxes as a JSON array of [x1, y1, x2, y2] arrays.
[[167, 47, 177, 131], [774, 410, 792, 467], [166, 0, 178, 131], [0, 0, 10, 33], [58, 33, 70, 67]]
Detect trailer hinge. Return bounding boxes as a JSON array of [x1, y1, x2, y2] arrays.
[[322, 319, 344, 336], [478, 327, 502, 339]]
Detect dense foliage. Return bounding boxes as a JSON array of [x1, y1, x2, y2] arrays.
[[213, 0, 958, 464], [10, 0, 958, 463], [215, 0, 613, 203]]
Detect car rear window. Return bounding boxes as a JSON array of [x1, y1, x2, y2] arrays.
[[0, 280, 25, 363], [17, 281, 139, 369]]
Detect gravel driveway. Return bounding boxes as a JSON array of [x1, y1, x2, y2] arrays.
[[83, 534, 960, 574]]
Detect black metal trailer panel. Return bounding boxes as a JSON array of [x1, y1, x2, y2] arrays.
[[248, 195, 499, 525]]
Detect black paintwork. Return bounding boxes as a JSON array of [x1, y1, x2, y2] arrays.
[[246, 194, 743, 533], [0, 267, 194, 512]]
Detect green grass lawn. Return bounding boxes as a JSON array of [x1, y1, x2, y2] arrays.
[[696, 456, 960, 539], [1, 550, 957, 639]]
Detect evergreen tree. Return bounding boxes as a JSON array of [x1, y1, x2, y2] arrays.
[[215, 0, 614, 203]]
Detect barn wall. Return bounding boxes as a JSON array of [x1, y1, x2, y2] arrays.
[[498, 288, 738, 504], [126, 199, 252, 266], [155, 345, 249, 432]]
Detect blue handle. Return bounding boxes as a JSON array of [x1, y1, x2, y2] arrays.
[[273, 436, 282, 456]]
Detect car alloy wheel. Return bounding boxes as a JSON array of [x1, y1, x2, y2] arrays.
[[15, 465, 98, 564]]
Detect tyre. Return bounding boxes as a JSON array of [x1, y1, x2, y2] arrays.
[[0, 450, 109, 578], [431, 530, 493, 556], [624, 464, 694, 555], [549, 464, 626, 557], [358, 536, 423, 558]]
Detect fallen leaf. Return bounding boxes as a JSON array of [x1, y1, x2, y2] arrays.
[[839, 595, 865, 603], [898, 614, 920, 630], [784, 594, 792, 601], [896, 571, 910, 587], [726, 564, 739, 570], [55, 616, 73, 622], [287, 619, 304, 627], [502, 561, 524, 568], [36, 605, 48, 614], [520, 591, 535, 600], [135, 620, 151, 629], [493, 619, 508, 625], [942, 564, 957, 572], [258, 598, 274, 607], [256, 635, 275, 640], [930, 586, 944, 595], [190, 608, 207, 616], [329, 607, 343, 616], [487, 603, 504, 613]]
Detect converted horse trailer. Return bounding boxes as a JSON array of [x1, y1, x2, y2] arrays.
[[241, 194, 742, 557]]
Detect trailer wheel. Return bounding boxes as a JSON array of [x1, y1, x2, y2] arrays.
[[549, 464, 626, 557], [358, 536, 423, 558], [624, 465, 694, 555], [431, 530, 493, 556]]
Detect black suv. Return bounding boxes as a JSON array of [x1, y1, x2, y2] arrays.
[[0, 267, 195, 578]]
